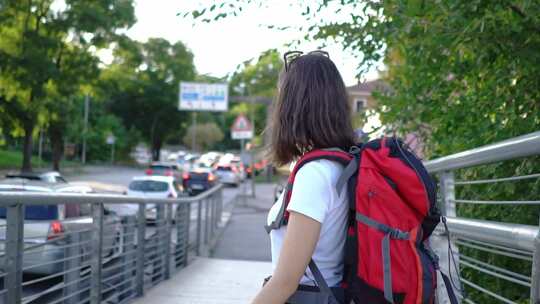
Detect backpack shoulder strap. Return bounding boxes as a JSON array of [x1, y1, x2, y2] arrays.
[[265, 148, 355, 233]]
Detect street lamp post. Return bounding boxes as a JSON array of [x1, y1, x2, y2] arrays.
[[249, 95, 256, 198], [245, 81, 256, 198], [82, 95, 89, 164], [191, 112, 197, 152]]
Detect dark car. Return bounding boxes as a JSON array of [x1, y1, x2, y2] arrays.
[[182, 167, 217, 196]]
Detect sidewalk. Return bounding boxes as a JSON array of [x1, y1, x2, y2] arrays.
[[131, 182, 280, 304], [132, 257, 272, 304], [211, 182, 279, 261]]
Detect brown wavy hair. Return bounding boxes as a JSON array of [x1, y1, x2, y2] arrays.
[[270, 53, 356, 166]]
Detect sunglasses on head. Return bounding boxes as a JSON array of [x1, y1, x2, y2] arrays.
[[283, 50, 330, 71]]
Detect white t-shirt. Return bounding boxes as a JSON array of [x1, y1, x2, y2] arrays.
[[267, 159, 348, 287]]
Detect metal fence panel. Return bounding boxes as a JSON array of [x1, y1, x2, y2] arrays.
[[0, 184, 223, 304]]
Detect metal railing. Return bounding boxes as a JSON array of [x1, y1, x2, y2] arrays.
[[0, 184, 224, 304], [425, 131, 540, 304]]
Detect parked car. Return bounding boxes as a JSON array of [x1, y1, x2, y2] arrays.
[[145, 162, 182, 181], [198, 152, 223, 168], [5, 171, 68, 183], [215, 164, 241, 187], [123, 176, 182, 222], [177, 153, 199, 173], [219, 153, 235, 164], [0, 180, 121, 276], [166, 152, 178, 162], [182, 168, 218, 196]]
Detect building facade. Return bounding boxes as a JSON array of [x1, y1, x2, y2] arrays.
[[346, 79, 387, 114], [346, 80, 425, 158]]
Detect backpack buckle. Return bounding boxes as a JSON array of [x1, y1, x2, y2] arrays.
[[349, 145, 362, 155], [389, 229, 409, 240]]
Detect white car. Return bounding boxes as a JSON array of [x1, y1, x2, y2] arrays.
[[166, 152, 178, 162], [177, 153, 199, 173], [122, 176, 182, 223], [215, 164, 241, 187], [199, 151, 223, 167], [5, 171, 68, 183]]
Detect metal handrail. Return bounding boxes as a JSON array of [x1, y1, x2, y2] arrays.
[[425, 131, 540, 303], [0, 183, 225, 304], [425, 131, 540, 173], [0, 183, 224, 206], [443, 217, 538, 252]]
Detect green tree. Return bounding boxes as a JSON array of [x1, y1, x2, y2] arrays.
[[225, 49, 283, 149], [100, 37, 196, 160], [183, 1, 539, 151], [44, 44, 101, 170], [0, 0, 135, 171], [183, 122, 224, 151]]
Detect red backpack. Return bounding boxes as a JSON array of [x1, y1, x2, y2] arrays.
[[266, 137, 458, 304]]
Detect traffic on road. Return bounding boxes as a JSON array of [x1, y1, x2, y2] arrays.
[[0, 150, 257, 304]]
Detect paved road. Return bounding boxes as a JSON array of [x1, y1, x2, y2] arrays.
[[67, 166, 143, 185], [68, 165, 242, 256], [67, 165, 239, 205]]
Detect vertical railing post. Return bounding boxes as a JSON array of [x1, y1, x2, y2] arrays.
[[196, 200, 202, 256], [218, 187, 223, 224], [210, 196, 215, 238], [90, 203, 104, 304], [6, 204, 24, 304], [155, 204, 165, 280], [174, 203, 181, 269], [164, 203, 173, 280], [64, 231, 81, 304], [136, 203, 146, 297], [436, 171, 461, 303], [214, 191, 217, 230], [530, 220, 540, 303], [204, 199, 210, 246], [121, 216, 136, 300], [184, 203, 191, 266]]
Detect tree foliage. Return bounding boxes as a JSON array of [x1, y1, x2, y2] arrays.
[[183, 1, 540, 302], [0, 0, 136, 171], [183, 1, 539, 154], [99, 37, 196, 160], [225, 49, 283, 149], [183, 122, 224, 151]]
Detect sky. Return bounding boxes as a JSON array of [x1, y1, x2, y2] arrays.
[[125, 1, 381, 87]]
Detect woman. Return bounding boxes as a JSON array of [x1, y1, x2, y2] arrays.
[[252, 51, 356, 304]]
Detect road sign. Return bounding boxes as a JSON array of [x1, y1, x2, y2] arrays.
[[179, 82, 228, 112], [231, 114, 253, 140]]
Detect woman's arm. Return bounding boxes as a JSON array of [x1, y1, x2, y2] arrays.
[[251, 211, 322, 304]]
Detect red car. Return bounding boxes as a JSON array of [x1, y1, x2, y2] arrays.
[[145, 162, 182, 181]]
